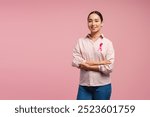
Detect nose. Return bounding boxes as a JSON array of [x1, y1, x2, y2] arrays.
[[91, 21, 96, 25]]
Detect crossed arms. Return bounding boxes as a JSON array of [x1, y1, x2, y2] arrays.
[[72, 40, 115, 75]]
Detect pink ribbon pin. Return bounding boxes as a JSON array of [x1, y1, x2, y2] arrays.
[[99, 42, 103, 51]]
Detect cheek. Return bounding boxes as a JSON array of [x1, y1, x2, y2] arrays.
[[96, 24, 101, 29], [97, 22, 101, 27], [88, 24, 92, 30], [88, 23, 92, 27]]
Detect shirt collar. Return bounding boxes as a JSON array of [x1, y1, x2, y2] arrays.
[[86, 33, 104, 39]]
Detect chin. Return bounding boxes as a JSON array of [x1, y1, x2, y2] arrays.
[[91, 30, 99, 33]]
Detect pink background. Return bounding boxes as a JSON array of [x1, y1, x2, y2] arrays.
[[0, 0, 150, 99]]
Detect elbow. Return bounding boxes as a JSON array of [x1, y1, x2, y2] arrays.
[[72, 61, 79, 68], [101, 69, 112, 75], [72, 59, 86, 68], [99, 65, 113, 75]]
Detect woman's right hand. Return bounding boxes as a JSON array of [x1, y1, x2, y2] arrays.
[[100, 60, 111, 65], [86, 60, 111, 65]]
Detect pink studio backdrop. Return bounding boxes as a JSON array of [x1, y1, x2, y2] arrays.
[[0, 0, 150, 99]]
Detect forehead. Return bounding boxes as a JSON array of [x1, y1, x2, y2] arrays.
[[88, 13, 100, 20]]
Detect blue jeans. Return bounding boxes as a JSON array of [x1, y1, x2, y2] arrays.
[[77, 84, 112, 100]]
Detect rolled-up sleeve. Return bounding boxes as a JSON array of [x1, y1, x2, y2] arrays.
[[72, 39, 85, 68], [99, 41, 115, 75]]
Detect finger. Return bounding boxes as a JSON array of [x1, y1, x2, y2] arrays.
[[107, 60, 112, 64]]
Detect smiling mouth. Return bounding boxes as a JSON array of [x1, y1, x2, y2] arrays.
[[91, 27, 97, 30], [91, 26, 97, 28]]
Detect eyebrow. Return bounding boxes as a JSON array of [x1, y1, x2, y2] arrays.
[[88, 18, 100, 21]]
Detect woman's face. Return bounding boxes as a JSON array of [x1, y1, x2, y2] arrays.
[[88, 13, 103, 33]]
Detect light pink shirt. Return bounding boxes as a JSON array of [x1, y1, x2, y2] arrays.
[[72, 34, 115, 86]]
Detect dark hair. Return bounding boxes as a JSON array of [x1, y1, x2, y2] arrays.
[[87, 11, 103, 22]]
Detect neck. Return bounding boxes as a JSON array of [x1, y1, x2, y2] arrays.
[[90, 31, 101, 40]]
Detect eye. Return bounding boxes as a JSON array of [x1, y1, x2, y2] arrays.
[[88, 20, 92, 23], [95, 19, 99, 22]]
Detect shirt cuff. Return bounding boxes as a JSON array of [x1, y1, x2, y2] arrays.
[[98, 65, 105, 71], [98, 65, 101, 71]]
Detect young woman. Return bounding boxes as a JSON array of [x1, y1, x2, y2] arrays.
[[72, 11, 115, 100]]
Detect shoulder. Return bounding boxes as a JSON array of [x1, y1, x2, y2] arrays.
[[76, 37, 88, 43]]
